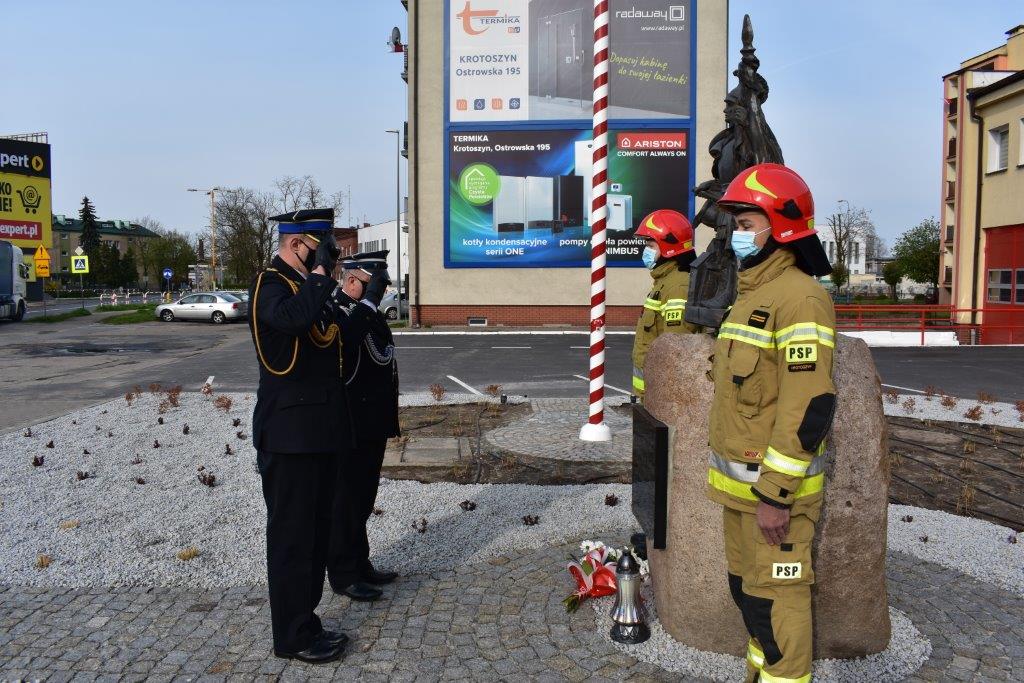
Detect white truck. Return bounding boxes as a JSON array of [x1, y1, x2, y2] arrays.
[[0, 240, 28, 321]]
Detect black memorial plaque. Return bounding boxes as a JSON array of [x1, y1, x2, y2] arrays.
[[632, 406, 670, 550]]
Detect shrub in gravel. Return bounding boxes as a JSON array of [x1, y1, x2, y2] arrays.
[[923, 385, 939, 400], [83, 448, 90, 455], [58, 520, 79, 530], [412, 518, 427, 533], [232, 418, 241, 427], [964, 405, 983, 421], [166, 385, 183, 407], [485, 384, 502, 397], [130, 456, 143, 465], [429, 383, 446, 402], [214, 395, 233, 412], [522, 515, 540, 526], [372, 507, 384, 516], [135, 477, 146, 485], [901, 398, 916, 413], [900, 515, 913, 522], [176, 547, 200, 561], [23, 427, 31, 437], [201, 383, 214, 396], [224, 444, 234, 455], [884, 388, 899, 405], [153, 440, 160, 448], [124, 391, 136, 407], [158, 401, 170, 415], [197, 467, 217, 487], [148, 383, 162, 394], [183, 424, 190, 435], [1015, 400, 1024, 422], [977, 391, 997, 405], [45, 440, 53, 448], [35, 554, 52, 569], [31, 455, 44, 467], [459, 500, 477, 511], [76, 471, 90, 481], [605, 494, 619, 506]]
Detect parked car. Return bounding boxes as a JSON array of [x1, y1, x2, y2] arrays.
[[379, 291, 409, 321], [155, 292, 248, 324], [221, 290, 249, 302]]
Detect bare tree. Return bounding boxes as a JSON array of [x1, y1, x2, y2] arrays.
[[824, 204, 874, 293], [213, 176, 346, 286], [131, 215, 167, 286]]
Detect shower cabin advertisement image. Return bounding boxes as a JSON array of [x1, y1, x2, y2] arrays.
[[450, 0, 692, 123], [447, 128, 690, 267]]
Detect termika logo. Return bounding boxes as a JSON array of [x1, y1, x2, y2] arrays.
[[456, 1, 522, 36]]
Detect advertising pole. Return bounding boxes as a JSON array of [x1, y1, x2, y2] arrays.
[[580, 0, 611, 443]]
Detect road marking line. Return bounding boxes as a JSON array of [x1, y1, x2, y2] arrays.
[[399, 346, 454, 349], [570, 345, 611, 349], [492, 346, 531, 349], [573, 374, 632, 396], [446, 375, 484, 396], [881, 383, 925, 395], [205, 376, 215, 387]]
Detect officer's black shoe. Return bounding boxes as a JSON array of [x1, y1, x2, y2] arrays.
[[274, 633, 343, 664], [338, 582, 383, 602], [363, 568, 399, 585], [321, 629, 350, 649]]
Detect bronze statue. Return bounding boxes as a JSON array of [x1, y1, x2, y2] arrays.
[[686, 15, 784, 329]]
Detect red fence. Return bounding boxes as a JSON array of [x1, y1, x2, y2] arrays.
[[834, 305, 1024, 345]]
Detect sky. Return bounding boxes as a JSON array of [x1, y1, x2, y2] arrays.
[[3, 1, 1021, 245]]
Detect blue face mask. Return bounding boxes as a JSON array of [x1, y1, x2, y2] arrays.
[[641, 246, 659, 270], [731, 229, 768, 260]]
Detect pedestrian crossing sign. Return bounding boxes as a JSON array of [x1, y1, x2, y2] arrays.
[[71, 255, 90, 274]]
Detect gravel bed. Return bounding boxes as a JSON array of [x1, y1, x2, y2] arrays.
[[889, 504, 1023, 594], [884, 393, 1023, 428], [590, 587, 929, 683], [1, 391, 1020, 598]]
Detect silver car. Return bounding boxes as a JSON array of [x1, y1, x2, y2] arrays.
[[380, 291, 409, 321], [156, 292, 248, 324]]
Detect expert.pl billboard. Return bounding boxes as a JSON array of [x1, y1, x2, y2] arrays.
[[0, 138, 52, 250]]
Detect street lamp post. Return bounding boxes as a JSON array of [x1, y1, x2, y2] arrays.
[[385, 129, 403, 324], [187, 187, 222, 289]]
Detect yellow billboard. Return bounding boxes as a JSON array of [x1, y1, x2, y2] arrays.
[[0, 138, 53, 252]]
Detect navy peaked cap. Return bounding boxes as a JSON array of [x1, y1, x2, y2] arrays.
[[341, 250, 389, 272], [272, 208, 334, 234]]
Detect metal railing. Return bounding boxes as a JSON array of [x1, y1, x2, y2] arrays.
[[835, 305, 1024, 345]]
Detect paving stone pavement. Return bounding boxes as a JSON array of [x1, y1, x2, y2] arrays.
[[486, 399, 632, 463], [1, 540, 1021, 683]]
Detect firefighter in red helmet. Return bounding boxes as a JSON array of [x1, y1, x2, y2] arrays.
[[708, 163, 836, 683], [631, 209, 702, 400]]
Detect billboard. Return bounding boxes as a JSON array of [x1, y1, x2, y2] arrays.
[[447, 128, 690, 266], [0, 138, 52, 252], [449, 0, 692, 122]]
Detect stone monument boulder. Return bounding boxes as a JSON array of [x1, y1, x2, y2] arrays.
[[644, 333, 890, 658]]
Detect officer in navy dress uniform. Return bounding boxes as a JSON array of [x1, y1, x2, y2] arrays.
[[248, 208, 377, 664], [327, 251, 401, 602]]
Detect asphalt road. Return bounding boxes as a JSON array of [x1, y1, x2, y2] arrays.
[[1, 317, 1021, 433]]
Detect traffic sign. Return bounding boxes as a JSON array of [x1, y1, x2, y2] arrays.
[[163, 267, 173, 280], [32, 245, 51, 277], [71, 255, 90, 274], [74, 245, 84, 256]]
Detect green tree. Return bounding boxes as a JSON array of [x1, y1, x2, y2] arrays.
[[78, 196, 101, 252], [149, 230, 197, 290], [830, 262, 849, 293], [78, 197, 101, 285], [882, 261, 903, 300], [892, 218, 940, 286], [119, 247, 138, 287]]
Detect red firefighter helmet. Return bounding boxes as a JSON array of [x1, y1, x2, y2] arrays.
[[717, 163, 816, 243], [634, 209, 695, 258]]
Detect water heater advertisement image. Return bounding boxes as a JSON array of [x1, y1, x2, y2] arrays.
[[447, 128, 690, 267]]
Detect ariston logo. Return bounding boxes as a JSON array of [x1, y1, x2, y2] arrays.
[[456, 1, 522, 36]]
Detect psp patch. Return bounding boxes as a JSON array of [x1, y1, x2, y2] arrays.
[[785, 343, 817, 363], [772, 562, 803, 580], [747, 309, 770, 329]]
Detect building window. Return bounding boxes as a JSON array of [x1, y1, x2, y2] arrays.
[[60, 233, 68, 240], [987, 269, 1013, 303], [1018, 270, 1024, 304], [988, 125, 1009, 172], [1020, 118, 1024, 166]]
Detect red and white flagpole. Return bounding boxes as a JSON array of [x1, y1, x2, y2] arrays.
[[580, 0, 611, 442]]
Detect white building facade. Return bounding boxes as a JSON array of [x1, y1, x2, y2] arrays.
[[357, 212, 408, 292], [820, 237, 867, 275]]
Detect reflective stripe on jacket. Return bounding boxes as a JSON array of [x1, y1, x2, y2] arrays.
[[707, 248, 837, 514], [631, 261, 701, 397]]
